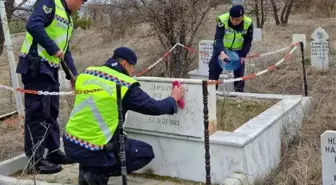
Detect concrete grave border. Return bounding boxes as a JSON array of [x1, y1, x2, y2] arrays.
[[0, 89, 312, 185]]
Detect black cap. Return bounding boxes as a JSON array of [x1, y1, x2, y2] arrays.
[[113, 47, 137, 65], [229, 5, 244, 18]]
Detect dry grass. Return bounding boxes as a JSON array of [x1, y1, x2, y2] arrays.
[[244, 16, 336, 185], [216, 98, 278, 132]]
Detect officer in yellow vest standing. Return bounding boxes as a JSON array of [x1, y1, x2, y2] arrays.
[[208, 5, 253, 92], [63, 47, 185, 185], [15, 0, 86, 174]]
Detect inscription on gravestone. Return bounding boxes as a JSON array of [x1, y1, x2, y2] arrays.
[[124, 78, 217, 138], [321, 130, 336, 185], [198, 40, 214, 74], [311, 27, 329, 71]]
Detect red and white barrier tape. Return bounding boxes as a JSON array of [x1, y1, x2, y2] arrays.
[[208, 43, 299, 85], [0, 42, 300, 95]]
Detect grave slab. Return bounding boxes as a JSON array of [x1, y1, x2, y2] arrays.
[[122, 77, 312, 184], [0, 78, 313, 185]]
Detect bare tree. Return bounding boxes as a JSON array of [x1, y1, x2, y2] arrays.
[[245, 0, 273, 28], [270, 0, 294, 25], [0, 0, 32, 56], [125, 0, 224, 78]]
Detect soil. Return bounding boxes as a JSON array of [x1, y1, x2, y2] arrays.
[[216, 97, 279, 132]]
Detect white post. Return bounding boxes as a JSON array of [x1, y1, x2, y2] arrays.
[[0, 0, 25, 117]]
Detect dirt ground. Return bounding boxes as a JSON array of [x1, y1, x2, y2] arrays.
[[0, 119, 23, 161], [12, 163, 204, 185], [216, 97, 278, 132]]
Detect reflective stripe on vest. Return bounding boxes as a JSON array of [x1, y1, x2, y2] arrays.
[[216, 13, 252, 50], [19, 0, 73, 68], [65, 66, 137, 151]]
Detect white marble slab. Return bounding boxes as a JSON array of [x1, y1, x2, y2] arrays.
[[125, 77, 217, 138], [125, 95, 311, 184]]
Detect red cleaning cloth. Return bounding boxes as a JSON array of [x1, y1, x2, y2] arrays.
[[172, 80, 185, 109]]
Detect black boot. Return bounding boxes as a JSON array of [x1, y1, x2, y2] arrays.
[[46, 149, 76, 165], [83, 171, 109, 185], [34, 158, 63, 174], [26, 136, 63, 174], [78, 165, 88, 185]]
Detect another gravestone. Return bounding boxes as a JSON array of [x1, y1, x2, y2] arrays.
[[231, 0, 245, 5], [253, 28, 262, 42], [311, 27, 329, 71], [321, 130, 336, 185], [124, 77, 217, 138], [187, 40, 234, 92], [292, 34, 306, 48], [198, 40, 213, 74], [58, 70, 72, 91]]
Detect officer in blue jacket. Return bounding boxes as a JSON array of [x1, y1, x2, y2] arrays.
[[208, 5, 253, 92], [16, 0, 85, 174], [63, 47, 185, 185]]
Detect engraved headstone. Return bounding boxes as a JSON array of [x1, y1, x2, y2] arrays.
[[321, 130, 336, 185], [198, 40, 214, 74], [292, 34, 306, 48], [311, 27, 329, 70], [124, 77, 217, 138]]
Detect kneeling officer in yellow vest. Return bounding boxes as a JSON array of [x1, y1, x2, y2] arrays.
[[63, 47, 185, 185]]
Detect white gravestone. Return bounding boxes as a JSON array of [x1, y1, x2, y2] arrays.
[[198, 40, 214, 74], [58, 70, 72, 91], [311, 27, 329, 71], [292, 34, 306, 48], [253, 28, 262, 42], [321, 130, 336, 185], [124, 77, 217, 138], [187, 40, 234, 92], [232, 0, 245, 5]]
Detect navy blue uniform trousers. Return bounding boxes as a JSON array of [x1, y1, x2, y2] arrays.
[[208, 51, 245, 92], [22, 71, 60, 157], [63, 137, 154, 176]]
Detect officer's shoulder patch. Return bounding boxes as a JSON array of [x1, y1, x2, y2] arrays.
[[42, 5, 53, 14], [217, 21, 224, 27]]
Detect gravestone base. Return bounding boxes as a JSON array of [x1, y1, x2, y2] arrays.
[[188, 69, 234, 92], [125, 93, 312, 184]]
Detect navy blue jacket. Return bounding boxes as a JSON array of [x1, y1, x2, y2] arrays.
[[214, 16, 254, 58], [63, 58, 178, 168], [16, 0, 78, 83], [103, 58, 178, 116]]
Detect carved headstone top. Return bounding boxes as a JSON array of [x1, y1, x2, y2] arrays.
[[311, 27, 329, 41]]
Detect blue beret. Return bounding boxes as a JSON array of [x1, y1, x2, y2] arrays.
[[229, 5, 244, 18], [113, 47, 137, 65]]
